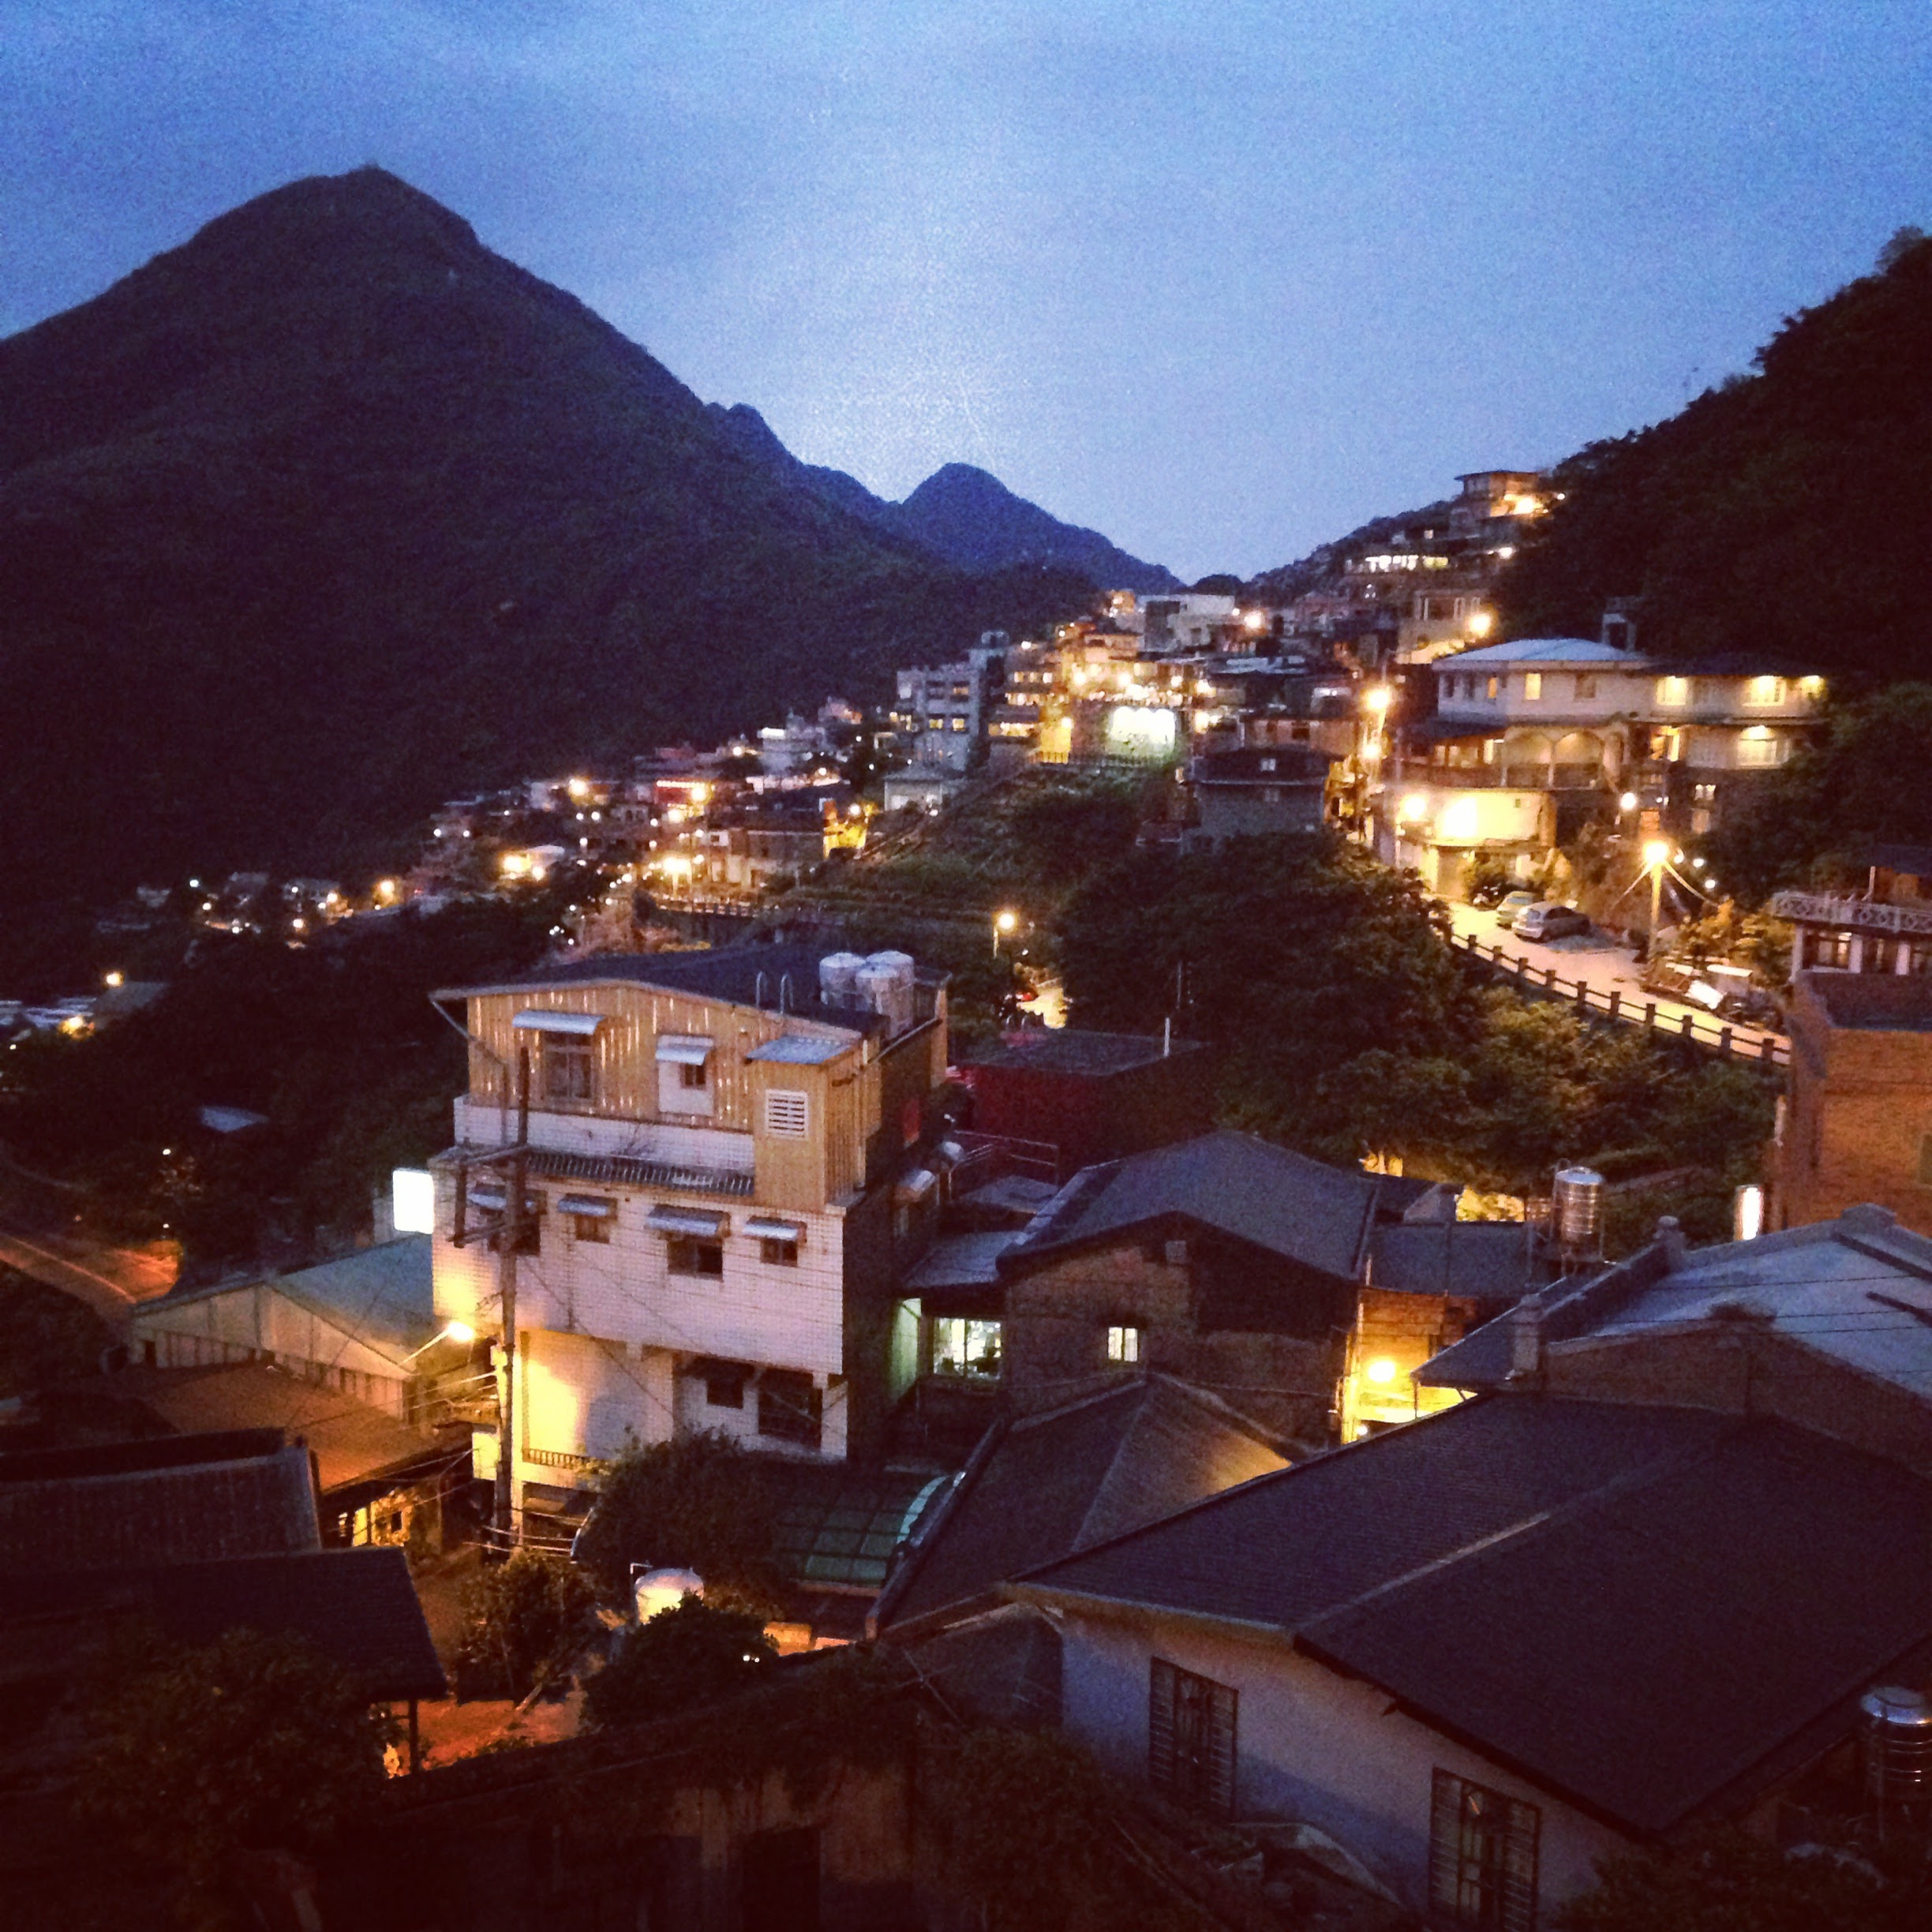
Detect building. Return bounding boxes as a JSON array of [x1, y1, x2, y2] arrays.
[[889, 636, 1009, 773], [125, 1236, 436, 1421], [1185, 744, 1334, 847], [1008, 1389, 1932, 1925], [988, 1133, 1530, 1447], [1771, 843, 1932, 975], [1775, 972, 1932, 1234], [427, 943, 950, 1528], [954, 1028, 1215, 1180]]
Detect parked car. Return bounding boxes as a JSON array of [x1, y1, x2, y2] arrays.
[[1494, 890, 1539, 929], [1515, 901, 1591, 942]]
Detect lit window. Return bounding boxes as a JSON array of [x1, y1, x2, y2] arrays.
[[1743, 676, 1788, 707], [1738, 728, 1784, 767], [1485, 676, 1500, 701], [1106, 1324, 1142, 1364], [1429, 1771, 1539, 1930], [933, 1318, 1002, 1379], [764, 1089, 809, 1137], [1522, 672, 1542, 701], [1656, 676, 1689, 708], [1149, 1659, 1237, 1817], [950, 717, 968, 732]]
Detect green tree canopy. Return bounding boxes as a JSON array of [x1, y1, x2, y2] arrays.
[[582, 1596, 775, 1730], [455, 1548, 598, 1702]]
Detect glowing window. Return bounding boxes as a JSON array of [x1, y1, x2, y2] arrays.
[[1106, 1324, 1142, 1364]]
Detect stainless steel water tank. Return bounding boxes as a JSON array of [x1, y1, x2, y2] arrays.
[[1552, 1166, 1604, 1252]]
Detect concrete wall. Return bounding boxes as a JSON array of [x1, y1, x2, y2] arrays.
[[1050, 1603, 1627, 1920]]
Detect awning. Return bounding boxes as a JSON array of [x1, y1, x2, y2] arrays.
[[646, 1206, 728, 1237], [512, 1009, 606, 1036], [655, 1035, 714, 1065], [557, 1194, 616, 1219], [743, 1215, 806, 1243], [468, 1184, 544, 1214]]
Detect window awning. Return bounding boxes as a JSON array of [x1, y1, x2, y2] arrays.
[[743, 1216, 805, 1243], [468, 1183, 544, 1213], [646, 1206, 728, 1238], [655, 1035, 714, 1065], [557, 1194, 616, 1219], [512, 1009, 607, 1036]]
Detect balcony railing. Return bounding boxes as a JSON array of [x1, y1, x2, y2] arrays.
[[1769, 891, 1932, 938]]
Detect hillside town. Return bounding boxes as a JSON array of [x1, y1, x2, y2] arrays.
[[12, 416, 1932, 1932]]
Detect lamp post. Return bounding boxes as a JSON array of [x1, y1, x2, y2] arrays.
[[993, 908, 1019, 957], [1643, 838, 1672, 964]]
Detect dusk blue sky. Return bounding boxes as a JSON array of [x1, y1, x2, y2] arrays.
[[5, 2, 1930, 580]]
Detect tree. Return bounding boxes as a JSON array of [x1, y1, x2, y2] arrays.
[[455, 1548, 598, 1701], [571, 1432, 782, 1614], [73, 1627, 396, 1927], [582, 1596, 775, 1729], [0, 1267, 112, 1396], [1554, 1828, 1932, 1932]]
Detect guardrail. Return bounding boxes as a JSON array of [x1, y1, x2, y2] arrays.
[[1451, 932, 1788, 1067]]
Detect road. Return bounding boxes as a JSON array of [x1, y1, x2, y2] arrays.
[[1446, 904, 1788, 1060], [0, 1226, 177, 1323]]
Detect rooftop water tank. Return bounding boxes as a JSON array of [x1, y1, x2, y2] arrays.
[[818, 952, 865, 1009], [859, 950, 918, 1036], [1863, 1685, 1932, 1820], [1552, 1167, 1604, 1254], [633, 1567, 705, 1623]]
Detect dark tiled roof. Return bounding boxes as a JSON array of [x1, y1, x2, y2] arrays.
[[1000, 1131, 1384, 1282], [1801, 970, 1932, 1033], [1190, 746, 1335, 784], [904, 1231, 1024, 1293], [897, 1605, 1063, 1726], [530, 1148, 757, 1199], [0, 1548, 446, 1701], [0, 1437, 320, 1574], [961, 1028, 1208, 1076], [1016, 1398, 1932, 1835], [442, 942, 914, 1037], [875, 1377, 1289, 1635], [1368, 1222, 1534, 1299]]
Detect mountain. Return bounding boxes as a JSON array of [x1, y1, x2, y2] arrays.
[[706, 404, 1180, 593], [1498, 229, 1932, 673], [0, 169, 1095, 904]]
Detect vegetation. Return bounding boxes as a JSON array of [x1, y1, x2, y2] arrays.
[[1704, 684, 1932, 904], [571, 1432, 783, 1615], [0, 894, 565, 1266], [1059, 837, 1773, 1212], [455, 1548, 599, 1702], [1554, 1829, 1932, 1932], [0, 1264, 112, 1395], [1500, 229, 1932, 677], [73, 1627, 396, 1929], [582, 1596, 775, 1730]]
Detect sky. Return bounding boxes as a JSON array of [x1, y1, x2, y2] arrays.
[[5, 1, 1931, 581]]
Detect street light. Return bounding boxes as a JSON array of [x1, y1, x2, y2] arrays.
[[403, 1319, 476, 1363], [1618, 792, 1638, 815], [993, 908, 1019, 957], [1643, 838, 1672, 964]]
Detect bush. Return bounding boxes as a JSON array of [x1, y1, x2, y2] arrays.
[[583, 1596, 775, 1729], [455, 1548, 597, 1701], [571, 1432, 781, 1614]]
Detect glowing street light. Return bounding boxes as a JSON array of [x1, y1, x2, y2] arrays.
[[1618, 791, 1638, 814], [993, 908, 1020, 957], [1643, 838, 1672, 964]]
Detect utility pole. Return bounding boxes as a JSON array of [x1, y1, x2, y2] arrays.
[[493, 1046, 530, 1541]]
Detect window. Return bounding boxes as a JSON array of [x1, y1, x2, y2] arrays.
[[933, 1317, 1002, 1379], [1738, 728, 1784, 767], [758, 1369, 822, 1449], [760, 1236, 799, 1267], [950, 717, 968, 732], [572, 1210, 612, 1244], [1693, 781, 1717, 803], [1428, 1770, 1539, 1932], [666, 1236, 724, 1277], [1259, 756, 1276, 773], [765, 1089, 810, 1137], [1744, 676, 1788, 707], [657, 1036, 714, 1117], [1107, 1324, 1142, 1364], [1263, 786, 1283, 803], [1485, 676, 1500, 701], [705, 1365, 747, 1409], [1574, 673, 1597, 698], [1656, 675, 1689, 708], [1148, 1659, 1237, 1816], [680, 1059, 707, 1091], [1522, 672, 1542, 701], [544, 1036, 594, 1106]]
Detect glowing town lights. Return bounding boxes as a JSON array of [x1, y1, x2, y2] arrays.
[[567, 777, 590, 800], [104, 972, 124, 989], [994, 910, 1019, 934], [291, 918, 306, 933], [375, 878, 399, 904], [1466, 610, 1495, 638], [1400, 793, 1428, 822], [1365, 1357, 1398, 1385], [1619, 792, 1639, 814], [1242, 609, 1267, 632], [689, 784, 710, 807], [1734, 1185, 1765, 1241], [1643, 840, 1672, 868], [1363, 686, 1393, 715], [444, 1320, 477, 1345]]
